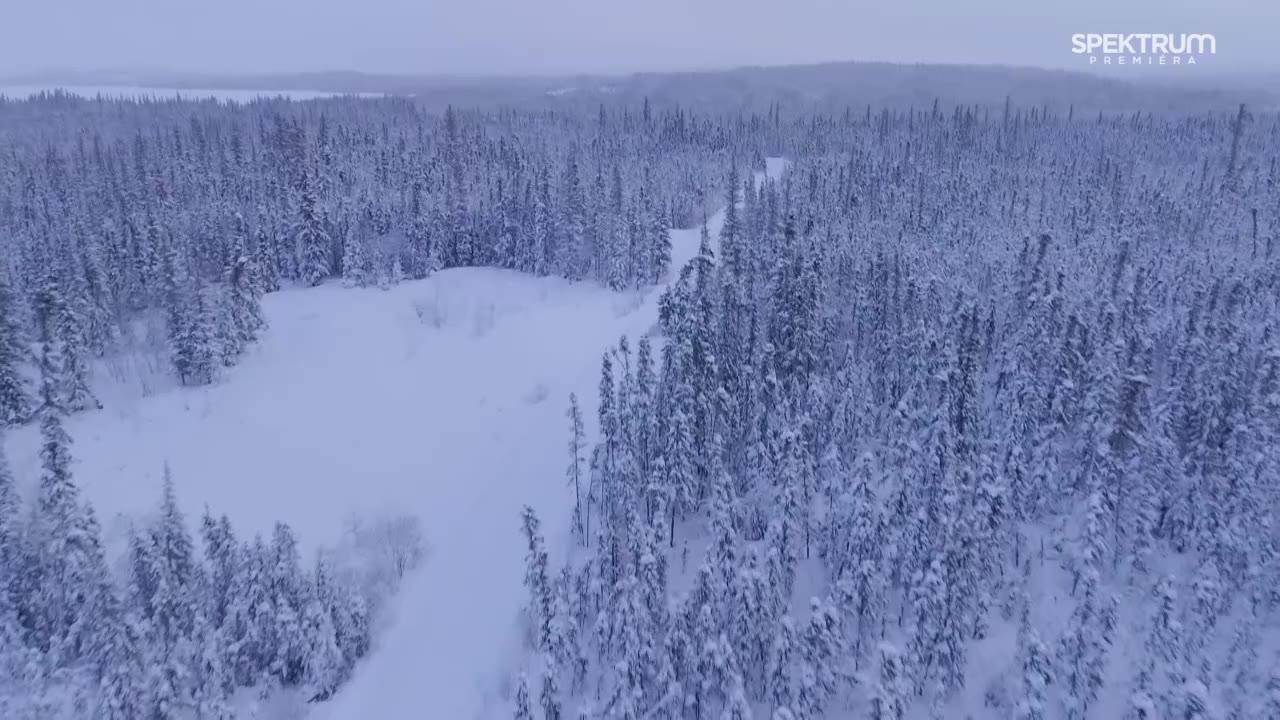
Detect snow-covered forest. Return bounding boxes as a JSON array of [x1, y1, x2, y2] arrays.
[[0, 92, 737, 402], [513, 104, 1280, 719], [1, 88, 1278, 719]]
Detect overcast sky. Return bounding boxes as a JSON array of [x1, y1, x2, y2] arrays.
[[2, 0, 1275, 77]]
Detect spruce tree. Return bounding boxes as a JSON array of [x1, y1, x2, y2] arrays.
[[0, 433, 20, 593], [302, 587, 344, 700], [94, 608, 150, 720], [0, 272, 30, 425], [514, 672, 534, 720], [1014, 594, 1051, 720], [869, 642, 908, 720], [1266, 655, 1280, 719], [540, 653, 563, 720], [521, 506, 554, 654], [767, 616, 796, 713], [226, 248, 266, 354], [269, 522, 307, 686], [567, 394, 587, 544], [190, 617, 235, 720], [297, 176, 332, 286]]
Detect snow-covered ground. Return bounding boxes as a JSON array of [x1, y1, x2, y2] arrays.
[[1, 160, 785, 719], [5, 270, 630, 555], [0, 85, 374, 102], [321, 158, 785, 719]]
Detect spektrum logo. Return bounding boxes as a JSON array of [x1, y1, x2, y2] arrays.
[[1070, 33, 1216, 66]]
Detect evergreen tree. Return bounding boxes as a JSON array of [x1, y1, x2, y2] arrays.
[[0, 272, 30, 425], [302, 587, 344, 700], [226, 246, 266, 354], [269, 522, 307, 686], [869, 642, 909, 720], [95, 606, 150, 720], [567, 394, 587, 544], [332, 581, 371, 680], [796, 597, 841, 717], [514, 672, 534, 720], [1057, 562, 1114, 720], [649, 197, 671, 283], [540, 653, 563, 720], [190, 617, 235, 720], [0, 433, 21, 595], [1014, 592, 1051, 720], [722, 670, 753, 720], [29, 281, 107, 660], [200, 510, 238, 628], [1266, 655, 1280, 720], [1144, 575, 1185, 717], [767, 616, 796, 713], [521, 506, 554, 654], [297, 176, 332, 286], [55, 286, 100, 412]]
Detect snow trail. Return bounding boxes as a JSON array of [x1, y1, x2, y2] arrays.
[[319, 159, 785, 719]]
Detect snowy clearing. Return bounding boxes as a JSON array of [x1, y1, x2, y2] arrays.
[[0, 159, 786, 720]]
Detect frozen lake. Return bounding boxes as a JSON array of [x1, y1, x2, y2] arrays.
[[0, 84, 378, 102]]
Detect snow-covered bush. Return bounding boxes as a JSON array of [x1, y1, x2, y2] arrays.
[[331, 510, 427, 620], [412, 295, 448, 329]]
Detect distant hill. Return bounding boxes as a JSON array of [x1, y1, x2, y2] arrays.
[[5, 61, 1272, 114], [615, 61, 1272, 113]]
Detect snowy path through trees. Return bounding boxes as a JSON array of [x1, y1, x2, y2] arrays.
[[317, 159, 785, 720]]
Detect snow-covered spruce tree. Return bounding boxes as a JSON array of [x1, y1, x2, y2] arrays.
[[190, 617, 236, 720], [54, 283, 101, 412], [27, 281, 111, 660], [648, 194, 671, 284], [567, 394, 587, 544], [1013, 579, 1052, 720], [762, 609, 793, 712], [254, 223, 282, 294], [1142, 575, 1186, 718], [225, 243, 266, 358], [729, 548, 774, 698], [832, 449, 886, 671], [1267, 656, 1280, 719], [162, 237, 202, 387], [225, 534, 276, 687], [301, 582, 345, 700], [1219, 613, 1261, 720], [340, 219, 371, 288], [514, 672, 534, 720], [869, 641, 909, 720], [0, 441, 42, 714], [0, 430, 20, 585], [135, 467, 206, 716], [200, 509, 238, 629], [795, 596, 843, 718], [521, 505, 555, 654], [296, 174, 333, 287], [94, 603, 150, 720], [540, 652, 563, 720], [269, 521, 308, 687], [0, 271, 31, 425]]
